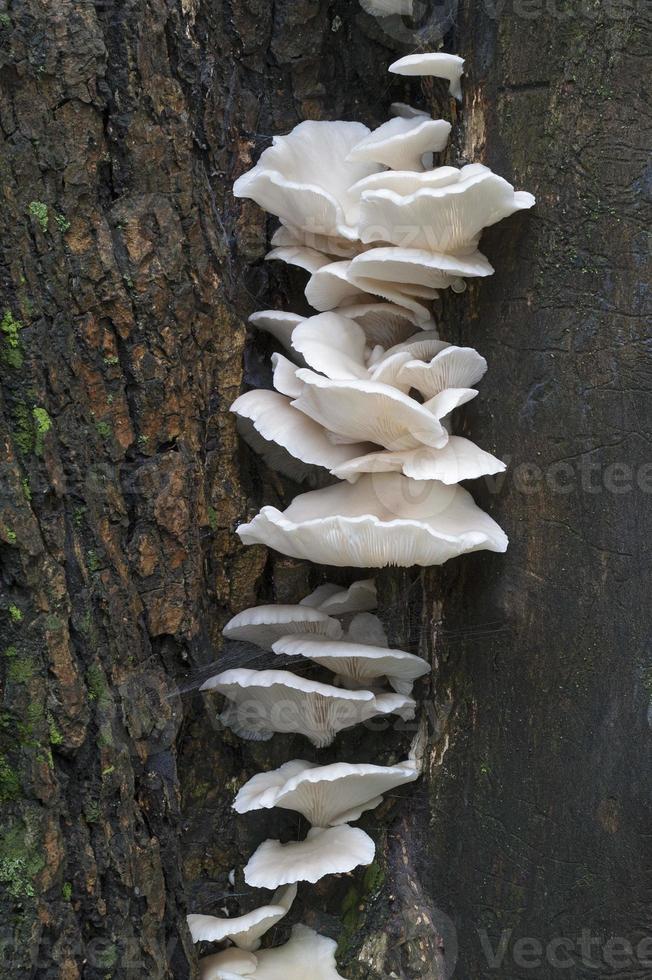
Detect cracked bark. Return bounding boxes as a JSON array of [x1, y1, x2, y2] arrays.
[[0, 1, 649, 979]]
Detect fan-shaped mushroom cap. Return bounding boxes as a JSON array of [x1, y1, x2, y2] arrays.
[[201, 667, 415, 746], [359, 168, 536, 252], [265, 245, 331, 275], [222, 605, 342, 649], [349, 247, 493, 290], [247, 924, 347, 980], [331, 436, 506, 484], [234, 758, 418, 826], [389, 52, 465, 101], [291, 370, 476, 451], [231, 390, 374, 481], [244, 825, 375, 887], [300, 579, 377, 614], [199, 948, 258, 980], [249, 311, 306, 352], [188, 884, 297, 950], [233, 120, 381, 240], [273, 634, 429, 695], [305, 260, 436, 324], [338, 302, 437, 346], [271, 352, 303, 398], [349, 165, 476, 199], [390, 101, 430, 119], [237, 472, 508, 567], [369, 345, 488, 399], [290, 313, 369, 380], [347, 116, 451, 171]]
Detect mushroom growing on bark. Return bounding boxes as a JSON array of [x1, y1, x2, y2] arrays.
[[389, 52, 466, 100], [245, 924, 348, 980], [222, 605, 342, 649], [299, 578, 377, 615], [244, 825, 375, 887], [199, 948, 258, 979], [187, 884, 297, 949]]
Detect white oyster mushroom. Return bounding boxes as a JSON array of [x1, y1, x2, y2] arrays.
[[344, 611, 388, 647], [188, 884, 297, 949], [290, 313, 369, 381], [349, 164, 483, 199], [249, 311, 306, 352], [304, 260, 438, 324], [338, 302, 437, 346], [233, 120, 382, 239], [359, 167, 536, 252], [291, 369, 477, 450], [231, 389, 374, 482], [199, 948, 258, 980], [201, 667, 415, 746], [346, 116, 451, 171], [246, 924, 347, 980], [300, 579, 377, 615], [236, 472, 509, 567], [273, 634, 429, 695], [222, 605, 342, 649], [389, 52, 465, 101], [349, 247, 494, 291], [369, 344, 488, 399], [331, 436, 506, 484], [244, 825, 375, 887], [234, 758, 418, 826]]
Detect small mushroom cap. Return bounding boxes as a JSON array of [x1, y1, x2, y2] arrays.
[[233, 120, 381, 239], [266, 245, 332, 275], [337, 302, 436, 347], [222, 605, 342, 650], [188, 884, 297, 950], [331, 436, 506, 484], [305, 260, 436, 324], [370, 345, 488, 399], [248, 924, 347, 980], [389, 52, 465, 101], [290, 313, 369, 380], [231, 389, 374, 481], [349, 247, 493, 289], [235, 758, 418, 826], [292, 370, 472, 451], [359, 168, 536, 252], [390, 101, 430, 119], [199, 948, 258, 979], [244, 825, 375, 888], [201, 667, 415, 746], [237, 472, 509, 567], [349, 164, 475, 198], [249, 310, 306, 352], [300, 578, 377, 614], [345, 611, 388, 647], [347, 116, 452, 171], [271, 352, 303, 398], [272, 634, 430, 695]]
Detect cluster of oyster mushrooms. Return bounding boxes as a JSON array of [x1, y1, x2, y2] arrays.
[[191, 53, 534, 977]]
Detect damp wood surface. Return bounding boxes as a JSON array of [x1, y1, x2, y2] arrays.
[[0, 1, 649, 979]]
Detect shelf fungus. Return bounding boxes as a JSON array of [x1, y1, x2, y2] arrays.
[[346, 116, 452, 171], [200, 667, 415, 746], [243, 825, 375, 887], [234, 759, 418, 826], [222, 604, 342, 649], [389, 52, 466, 101], [272, 634, 430, 695], [237, 473, 508, 568], [188, 884, 297, 949], [299, 578, 377, 615]]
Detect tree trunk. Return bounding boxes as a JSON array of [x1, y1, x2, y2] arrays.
[[0, 1, 648, 979]]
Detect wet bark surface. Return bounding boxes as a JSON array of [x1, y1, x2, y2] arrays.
[[0, 1, 649, 978]]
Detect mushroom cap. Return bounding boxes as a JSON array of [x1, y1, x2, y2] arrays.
[[234, 758, 418, 826], [290, 313, 369, 381], [249, 311, 306, 352], [369, 345, 488, 399], [346, 116, 451, 171], [244, 825, 375, 888], [349, 164, 480, 198], [305, 260, 437, 324], [359, 168, 536, 252], [273, 634, 430, 695], [188, 884, 297, 950], [390, 101, 430, 119], [291, 370, 475, 451], [237, 472, 509, 567], [389, 52, 465, 100], [199, 948, 258, 980], [338, 302, 437, 347], [266, 245, 331, 275], [222, 604, 343, 650], [331, 435, 506, 484], [349, 247, 494, 289], [345, 611, 388, 647], [300, 578, 377, 614], [233, 120, 381, 239], [201, 667, 415, 746], [247, 924, 347, 980], [231, 389, 374, 480], [271, 352, 303, 398]]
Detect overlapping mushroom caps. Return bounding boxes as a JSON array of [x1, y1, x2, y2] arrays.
[[192, 47, 534, 976]]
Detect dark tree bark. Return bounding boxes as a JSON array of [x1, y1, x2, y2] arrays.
[[0, 1, 648, 979]]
